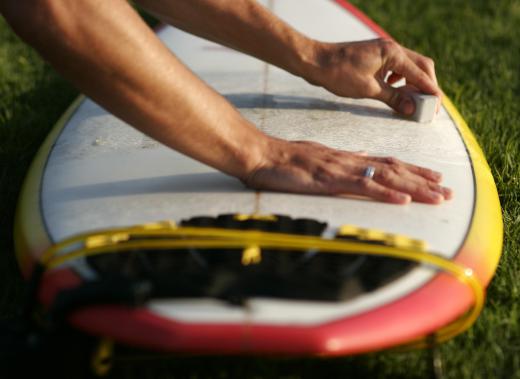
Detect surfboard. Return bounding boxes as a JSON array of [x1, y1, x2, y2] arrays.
[[15, 0, 502, 358]]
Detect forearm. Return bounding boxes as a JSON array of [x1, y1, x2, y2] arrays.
[[135, 0, 320, 79], [1, 0, 450, 205], [134, 0, 442, 113], [1, 0, 268, 179]]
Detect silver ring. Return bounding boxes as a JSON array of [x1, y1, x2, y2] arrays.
[[363, 166, 376, 179]]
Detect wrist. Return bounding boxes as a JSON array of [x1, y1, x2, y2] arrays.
[[291, 40, 333, 88], [285, 36, 323, 83], [231, 126, 275, 183], [239, 135, 284, 186]]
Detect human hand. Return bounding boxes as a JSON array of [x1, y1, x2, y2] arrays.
[[305, 39, 442, 115], [243, 139, 452, 204]]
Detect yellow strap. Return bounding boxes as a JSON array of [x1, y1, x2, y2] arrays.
[[40, 223, 484, 350], [234, 214, 278, 222], [91, 338, 113, 377], [241, 245, 262, 265]]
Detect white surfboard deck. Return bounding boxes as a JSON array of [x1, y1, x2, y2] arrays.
[[39, 0, 475, 326]]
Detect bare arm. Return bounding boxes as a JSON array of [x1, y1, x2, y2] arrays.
[[136, 0, 317, 83], [0, 0, 451, 204], [1, 0, 268, 179], [136, 0, 442, 115]]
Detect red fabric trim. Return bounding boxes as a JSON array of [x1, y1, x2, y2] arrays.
[[333, 0, 392, 39], [39, 268, 83, 307], [65, 269, 471, 355]]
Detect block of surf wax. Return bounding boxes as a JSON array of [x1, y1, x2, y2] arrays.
[[412, 93, 438, 123]]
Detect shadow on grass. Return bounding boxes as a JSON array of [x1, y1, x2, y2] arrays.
[[2, 346, 428, 379], [105, 352, 430, 379]]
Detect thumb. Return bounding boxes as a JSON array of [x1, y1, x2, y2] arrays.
[[378, 85, 415, 116]]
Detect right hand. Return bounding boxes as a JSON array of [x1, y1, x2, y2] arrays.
[[243, 139, 452, 204], [304, 39, 442, 115]]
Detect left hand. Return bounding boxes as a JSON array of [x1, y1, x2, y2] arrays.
[[305, 39, 442, 115], [243, 138, 453, 204]]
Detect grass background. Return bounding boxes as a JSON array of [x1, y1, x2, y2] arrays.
[[0, 0, 519, 377]]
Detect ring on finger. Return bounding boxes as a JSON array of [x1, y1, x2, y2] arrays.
[[363, 166, 376, 180]]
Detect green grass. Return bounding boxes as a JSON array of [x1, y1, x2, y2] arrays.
[[0, 17, 77, 317], [0, 0, 519, 378]]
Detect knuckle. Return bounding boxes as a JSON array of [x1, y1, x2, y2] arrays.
[[379, 38, 395, 55], [363, 84, 381, 99], [331, 149, 348, 158], [379, 168, 394, 181], [380, 38, 396, 49], [391, 164, 406, 176], [421, 167, 435, 177], [355, 176, 372, 190], [428, 182, 443, 192], [423, 70, 432, 81], [324, 155, 341, 165], [312, 165, 334, 183], [295, 140, 316, 147], [386, 90, 400, 107], [418, 70, 432, 85], [381, 188, 396, 199], [382, 156, 401, 167], [423, 56, 435, 69], [417, 187, 432, 198]]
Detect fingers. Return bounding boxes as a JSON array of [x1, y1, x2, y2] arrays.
[[323, 155, 452, 204], [344, 177, 412, 204], [402, 162, 443, 183], [371, 166, 449, 204], [403, 47, 439, 87], [365, 156, 452, 201], [370, 156, 442, 182], [391, 52, 441, 97], [341, 157, 452, 204], [245, 140, 452, 206], [375, 40, 442, 115], [402, 48, 442, 113], [377, 85, 414, 115]]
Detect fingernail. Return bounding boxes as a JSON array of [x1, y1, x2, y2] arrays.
[[429, 191, 444, 202], [432, 171, 442, 181], [399, 193, 411, 203], [442, 187, 453, 199], [400, 97, 415, 115]]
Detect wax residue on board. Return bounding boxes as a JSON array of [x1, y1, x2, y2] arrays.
[[51, 101, 161, 161]]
